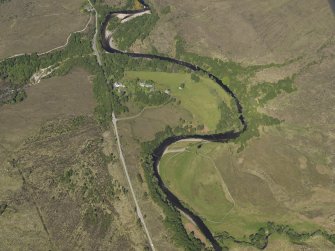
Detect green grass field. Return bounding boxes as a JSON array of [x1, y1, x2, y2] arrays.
[[123, 71, 233, 131], [160, 143, 234, 224], [159, 140, 321, 238]]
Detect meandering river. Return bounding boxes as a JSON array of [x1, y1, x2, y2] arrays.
[[100, 3, 247, 250]]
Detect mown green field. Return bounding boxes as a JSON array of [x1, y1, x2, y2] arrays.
[[123, 71, 233, 131], [159, 143, 234, 224]]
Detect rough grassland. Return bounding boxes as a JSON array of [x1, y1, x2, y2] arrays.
[[264, 234, 335, 251], [124, 71, 233, 131], [1, 117, 147, 250], [128, 1, 335, 249], [0, 68, 94, 248], [159, 139, 323, 238], [117, 106, 188, 251], [0, 68, 148, 250], [0, 0, 88, 59], [120, 103, 192, 142], [0, 68, 96, 149], [146, 0, 335, 64], [154, 56, 335, 246]]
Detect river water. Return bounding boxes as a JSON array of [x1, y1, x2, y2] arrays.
[[100, 3, 247, 250]]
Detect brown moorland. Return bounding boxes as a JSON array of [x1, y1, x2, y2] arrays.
[[127, 0, 335, 248], [0, 0, 89, 59], [0, 68, 148, 250]]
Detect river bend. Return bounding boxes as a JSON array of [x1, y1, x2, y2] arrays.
[[100, 2, 247, 250]]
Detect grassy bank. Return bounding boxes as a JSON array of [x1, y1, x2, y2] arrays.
[[124, 71, 237, 132]]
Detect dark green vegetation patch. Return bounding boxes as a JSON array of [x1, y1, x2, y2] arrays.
[[113, 13, 159, 50]]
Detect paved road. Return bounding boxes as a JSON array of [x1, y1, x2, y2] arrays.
[[88, 0, 102, 66], [112, 113, 156, 251], [88, 2, 154, 248]]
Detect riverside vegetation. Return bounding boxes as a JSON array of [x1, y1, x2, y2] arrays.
[[1, 0, 334, 250]]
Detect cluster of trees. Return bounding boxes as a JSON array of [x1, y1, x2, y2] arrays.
[[113, 13, 159, 50], [182, 52, 250, 84], [93, 0, 147, 15], [216, 101, 240, 133], [176, 51, 293, 147], [0, 86, 26, 105], [133, 86, 171, 106], [217, 221, 335, 250], [0, 54, 40, 86], [125, 79, 172, 106], [53, 54, 127, 123], [11, 89, 26, 103], [265, 222, 335, 246], [0, 33, 93, 104], [99, 52, 190, 116], [250, 77, 296, 106], [0, 33, 92, 87], [103, 52, 187, 77], [0, 29, 120, 122]]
